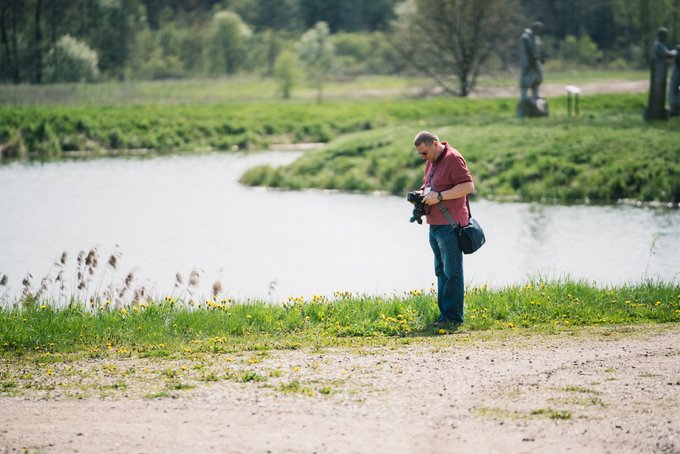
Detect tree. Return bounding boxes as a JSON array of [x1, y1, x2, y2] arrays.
[[210, 10, 252, 75], [298, 0, 398, 32], [297, 21, 335, 102], [84, 0, 139, 79], [561, 33, 603, 66], [44, 34, 99, 82], [392, 0, 521, 96], [274, 50, 300, 98], [0, 0, 26, 83], [257, 0, 301, 31], [33, 0, 43, 83]]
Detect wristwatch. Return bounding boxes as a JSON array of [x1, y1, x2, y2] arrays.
[[437, 192, 443, 202]]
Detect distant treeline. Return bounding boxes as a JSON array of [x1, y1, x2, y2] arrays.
[[2, 0, 680, 84]]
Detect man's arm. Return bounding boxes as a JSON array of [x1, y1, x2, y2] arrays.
[[423, 181, 474, 205]]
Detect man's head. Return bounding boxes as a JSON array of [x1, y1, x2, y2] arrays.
[[414, 130, 441, 161], [531, 21, 544, 36], [658, 27, 669, 42]]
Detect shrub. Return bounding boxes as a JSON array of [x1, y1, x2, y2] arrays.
[[274, 51, 300, 99], [44, 35, 99, 83], [0, 128, 27, 159], [560, 33, 603, 67], [209, 11, 252, 75], [298, 22, 335, 102]]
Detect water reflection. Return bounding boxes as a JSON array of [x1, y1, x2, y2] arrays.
[[0, 151, 678, 303]]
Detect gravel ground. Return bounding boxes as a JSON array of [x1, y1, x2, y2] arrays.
[[1, 324, 679, 454]]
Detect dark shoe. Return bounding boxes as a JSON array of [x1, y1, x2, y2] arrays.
[[431, 320, 462, 330]]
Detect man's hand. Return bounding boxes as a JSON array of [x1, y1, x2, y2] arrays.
[[423, 191, 440, 206]]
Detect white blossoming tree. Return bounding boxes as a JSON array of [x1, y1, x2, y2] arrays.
[[44, 35, 99, 83], [297, 22, 335, 103]]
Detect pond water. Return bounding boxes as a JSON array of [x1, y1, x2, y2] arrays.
[[0, 151, 678, 303]]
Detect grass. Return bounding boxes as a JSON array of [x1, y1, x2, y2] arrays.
[[240, 94, 680, 204], [0, 75, 432, 106], [1, 95, 527, 159], [0, 71, 646, 105], [564, 385, 600, 394], [530, 408, 572, 420], [0, 101, 366, 159], [1, 279, 678, 355], [2, 72, 677, 204], [472, 406, 573, 420]]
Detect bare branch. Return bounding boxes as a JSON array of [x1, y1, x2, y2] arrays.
[[393, 0, 521, 96]]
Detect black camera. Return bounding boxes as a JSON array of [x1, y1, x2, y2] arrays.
[[407, 191, 426, 224]]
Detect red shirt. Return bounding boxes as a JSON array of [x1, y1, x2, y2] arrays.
[[423, 142, 472, 226]]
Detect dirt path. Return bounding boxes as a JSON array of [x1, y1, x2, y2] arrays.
[[329, 79, 648, 100], [470, 80, 648, 98], [1, 325, 679, 453]]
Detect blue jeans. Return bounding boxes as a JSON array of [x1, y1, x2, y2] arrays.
[[429, 225, 464, 323]]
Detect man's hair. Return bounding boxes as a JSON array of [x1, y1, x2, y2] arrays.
[[414, 131, 438, 147]]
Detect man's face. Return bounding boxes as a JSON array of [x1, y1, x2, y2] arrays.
[[416, 141, 437, 161]]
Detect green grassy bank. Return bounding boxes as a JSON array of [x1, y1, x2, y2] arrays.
[[1, 95, 525, 159], [2, 280, 678, 355], [0, 101, 388, 159], [2, 91, 615, 159], [2, 90, 678, 204], [242, 112, 680, 204]]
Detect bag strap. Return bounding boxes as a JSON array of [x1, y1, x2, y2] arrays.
[[437, 202, 460, 228], [428, 167, 472, 228]]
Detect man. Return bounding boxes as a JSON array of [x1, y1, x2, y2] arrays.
[[414, 131, 475, 327]]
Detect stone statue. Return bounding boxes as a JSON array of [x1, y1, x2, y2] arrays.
[[645, 28, 677, 120], [517, 21, 548, 117], [670, 45, 680, 117]]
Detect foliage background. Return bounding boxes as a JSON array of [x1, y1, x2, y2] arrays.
[[3, 0, 680, 84]]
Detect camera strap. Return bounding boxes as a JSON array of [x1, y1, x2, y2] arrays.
[[428, 164, 471, 229]]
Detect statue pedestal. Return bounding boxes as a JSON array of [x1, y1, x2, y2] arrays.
[[517, 97, 549, 117], [644, 106, 669, 120]]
